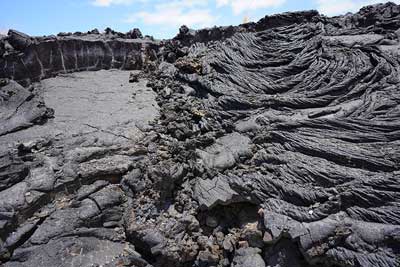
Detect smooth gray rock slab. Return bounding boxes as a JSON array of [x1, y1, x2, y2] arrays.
[[193, 175, 244, 210], [196, 133, 251, 170], [5, 237, 130, 267]]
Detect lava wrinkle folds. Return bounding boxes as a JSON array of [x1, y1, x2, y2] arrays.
[[0, 3, 400, 267]]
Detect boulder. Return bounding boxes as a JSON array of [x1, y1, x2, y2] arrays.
[[7, 29, 32, 51], [231, 248, 265, 267], [127, 28, 143, 39]]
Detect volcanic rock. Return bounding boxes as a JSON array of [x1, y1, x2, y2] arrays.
[[0, 30, 160, 85], [1, 2, 400, 267], [7, 30, 32, 51]]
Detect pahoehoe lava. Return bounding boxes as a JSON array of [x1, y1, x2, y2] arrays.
[[0, 2, 400, 267]]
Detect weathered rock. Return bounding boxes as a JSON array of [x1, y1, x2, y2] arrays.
[[197, 250, 219, 267], [129, 72, 140, 83], [142, 230, 165, 250], [205, 216, 218, 228], [78, 155, 134, 180], [7, 30, 32, 51], [231, 247, 266, 267], [196, 133, 251, 171], [1, 3, 400, 267], [0, 151, 29, 191], [4, 237, 137, 267], [264, 238, 306, 267], [121, 168, 145, 194], [127, 28, 143, 39], [0, 80, 53, 136], [0, 32, 160, 85], [88, 28, 100, 35], [193, 176, 243, 210], [241, 225, 263, 248]]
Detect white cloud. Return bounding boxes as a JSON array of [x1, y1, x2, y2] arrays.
[[216, 0, 229, 7], [156, 0, 208, 9], [216, 0, 286, 14], [92, 0, 134, 7], [125, 0, 215, 28], [316, 0, 400, 16]]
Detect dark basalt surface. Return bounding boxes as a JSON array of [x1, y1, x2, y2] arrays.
[[1, 2, 400, 267], [0, 28, 160, 86]]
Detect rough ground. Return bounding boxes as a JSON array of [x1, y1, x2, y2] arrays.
[[1, 2, 400, 267], [0, 70, 158, 150]]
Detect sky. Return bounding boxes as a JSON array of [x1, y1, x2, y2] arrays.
[[0, 0, 398, 39]]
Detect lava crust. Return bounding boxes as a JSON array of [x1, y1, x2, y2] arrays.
[[0, 2, 400, 267]]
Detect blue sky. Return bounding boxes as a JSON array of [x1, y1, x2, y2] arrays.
[[0, 0, 397, 39]]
